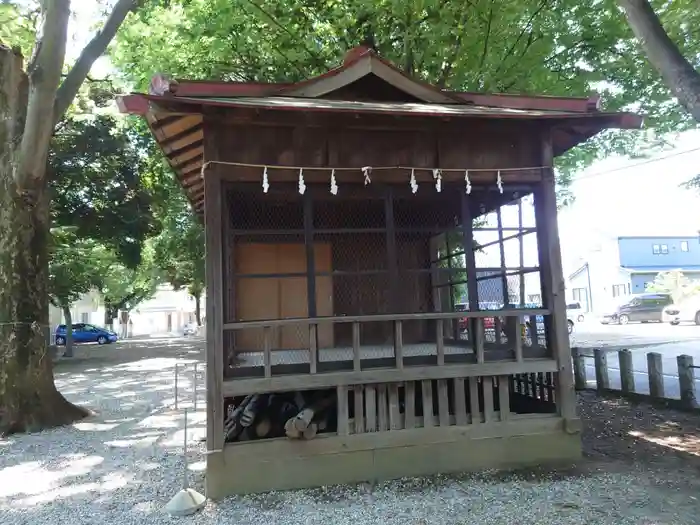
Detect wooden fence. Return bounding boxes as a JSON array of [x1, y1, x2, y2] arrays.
[[571, 347, 698, 410]]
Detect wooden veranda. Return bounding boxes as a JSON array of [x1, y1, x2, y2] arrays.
[[119, 45, 642, 498]]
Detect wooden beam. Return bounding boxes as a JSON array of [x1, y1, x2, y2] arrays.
[[460, 191, 483, 361], [534, 133, 578, 425], [222, 358, 559, 396], [385, 187, 400, 312], [165, 139, 204, 163], [204, 165, 225, 453], [161, 122, 204, 149], [151, 113, 185, 131], [496, 206, 509, 307], [222, 308, 551, 330], [173, 152, 204, 171]]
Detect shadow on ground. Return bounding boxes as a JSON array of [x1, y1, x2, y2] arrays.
[[0, 338, 207, 517], [3, 340, 700, 523]]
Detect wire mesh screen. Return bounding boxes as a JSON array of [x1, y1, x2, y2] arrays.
[[223, 182, 547, 374]]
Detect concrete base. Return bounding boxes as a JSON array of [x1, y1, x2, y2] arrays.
[[205, 415, 581, 499], [164, 488, 207, 516]]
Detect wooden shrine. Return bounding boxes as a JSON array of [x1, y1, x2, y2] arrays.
[[118, 45, 642, 498]]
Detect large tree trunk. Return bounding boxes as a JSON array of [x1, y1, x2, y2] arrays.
[[618, 0, 700, 122], [61, 306, 74, 358], [0, 44, 89, 435], [104, 305, 118, 331], [0, 0, 139, 436]]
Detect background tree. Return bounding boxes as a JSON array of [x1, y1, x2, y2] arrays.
[[0, 0, 145, 435], [646, 269, 699, 303], [152, 177, 205, 324], [93, 245, 160, 333], [50, 114, 161, 268], [48, 229, 102, 357]]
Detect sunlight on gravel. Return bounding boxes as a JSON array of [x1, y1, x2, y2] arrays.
[[1, 339, 699, 524]]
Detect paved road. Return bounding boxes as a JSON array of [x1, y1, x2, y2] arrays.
[[571, 321, 700, 399], [571, 320, 700, 350]]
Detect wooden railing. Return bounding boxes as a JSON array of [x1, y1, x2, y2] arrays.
[[220, 309, 555, 396]]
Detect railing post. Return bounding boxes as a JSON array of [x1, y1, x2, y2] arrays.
[[647, 352, 664, 399], [571, 347, 587, 390], [618, 349, 635, 393], [677, 355, 697, 409], [593, 348, 609, 392]]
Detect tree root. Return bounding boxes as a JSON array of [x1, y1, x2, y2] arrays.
[[0, 389, 91, 437]]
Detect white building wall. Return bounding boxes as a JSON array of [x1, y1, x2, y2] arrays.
[[50, 285, 206, 338], [567, 238, 632, 315]]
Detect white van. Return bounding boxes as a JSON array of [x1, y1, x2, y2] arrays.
[[566, 302, 586, 323]]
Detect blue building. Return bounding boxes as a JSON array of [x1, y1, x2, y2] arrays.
[[566, 235, 700, 313], [618, 236, 700, 292]]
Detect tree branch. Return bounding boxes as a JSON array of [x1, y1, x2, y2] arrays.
[[437, 3, 473, 88], [243, 0, 327, 70], [618, 0, 700, 122], [53, 0, 139, 125], [494, 0, 550, 77], [479, 1, 495, 69], [18, 0, 70, 187]]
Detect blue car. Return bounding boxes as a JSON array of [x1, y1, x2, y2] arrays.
[[55, 323, 118, 346]]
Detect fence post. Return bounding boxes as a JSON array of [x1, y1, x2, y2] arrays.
[[571, 347, 587, 390], [593, 348, 609, 392], [618, 349, 635, 393], [677, 355, 697, 409], [647, 352, 664, 399]]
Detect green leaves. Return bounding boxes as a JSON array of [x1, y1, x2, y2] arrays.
[[49, 115, 161, 269], [93, 242, 160, 313], [151, 173, 206, 298], [647, 269, 700, 303], [48, 228, 103, 308], [0, 3, 36, 58]]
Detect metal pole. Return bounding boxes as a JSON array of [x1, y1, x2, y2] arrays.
[[174, 363, 179, 410], [183, 408, 189, 489], [193, 363, 198, 411]]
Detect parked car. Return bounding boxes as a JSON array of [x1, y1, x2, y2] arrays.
[[457, 302, 575, 336], [662, 296, 700, 325], [566, 301, 586, 322], [456, 302, 502, 332], [522, 303, 576, 335], [183, 323, 200, 336], [600, 293, 673, 325], [55, 323, 118, 346]]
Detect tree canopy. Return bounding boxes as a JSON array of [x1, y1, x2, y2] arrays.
[[50, 115, 161, 269]]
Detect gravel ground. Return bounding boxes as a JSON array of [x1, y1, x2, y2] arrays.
[[1, 339, 700, 524]]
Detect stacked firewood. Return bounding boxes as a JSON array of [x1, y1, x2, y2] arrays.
[[223, 389, 337, 442]]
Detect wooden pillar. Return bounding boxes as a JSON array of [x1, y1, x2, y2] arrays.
[[204, 165, 225, 453], [495, 206, 509, 308], [385, 187, 400, 313], [518, 200, 526, 307], [303, 192, 317, 317], [444, 233, 459, 340], [534, 133, 578, 426], [303, 192, 319, 370], [460, 192, 482, 358]]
